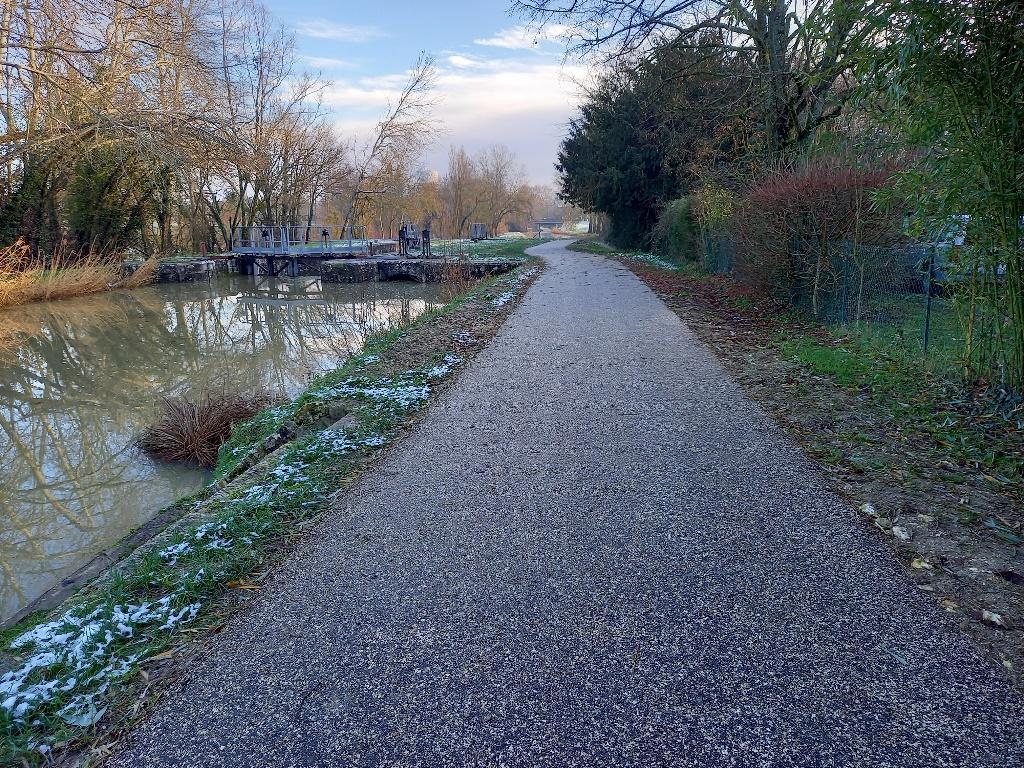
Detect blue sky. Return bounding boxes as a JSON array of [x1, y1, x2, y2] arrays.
[[261, 0, 587, 185]]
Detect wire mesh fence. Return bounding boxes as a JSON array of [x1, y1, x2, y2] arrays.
[[797, 243, 959, 366], [699, 233, 964, 370], [702, 231, 735, 275]]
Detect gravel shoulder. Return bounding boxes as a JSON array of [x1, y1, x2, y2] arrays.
[[109, 239, 1024, 767]]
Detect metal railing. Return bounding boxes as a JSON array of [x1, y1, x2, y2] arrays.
[[230, 225, 381, 256]]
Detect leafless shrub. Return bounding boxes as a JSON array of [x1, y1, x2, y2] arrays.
[[139, 391, 284, 468], [440, 258, 474, 301]]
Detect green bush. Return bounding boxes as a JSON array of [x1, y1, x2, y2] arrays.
[[653, 197, 700, 262]]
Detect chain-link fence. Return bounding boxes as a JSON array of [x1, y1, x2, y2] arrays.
[[702, 231, 735, 275], [832, 243, 962, 368], [699, 232, 962, 370], [784, 242, 957, 363]]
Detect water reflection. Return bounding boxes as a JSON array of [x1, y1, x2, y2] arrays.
[[0, 275, 443, 623]]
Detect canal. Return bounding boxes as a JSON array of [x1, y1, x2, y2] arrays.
[[0, 274, 444, 624]]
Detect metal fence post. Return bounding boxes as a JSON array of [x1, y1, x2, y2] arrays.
[[923, 245, 936, 353], [840, 253, 850, 325]]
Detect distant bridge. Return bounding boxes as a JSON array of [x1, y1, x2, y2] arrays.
[[532, 218, 564, 231]]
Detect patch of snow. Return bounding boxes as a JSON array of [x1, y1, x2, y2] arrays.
[[425, 354, 463, 380], [159, 541, 191, 565], [625, 252, 679, 271], [318, 379, 430, 410], [1, 594, 200, 724], [492, 291, 516, 308]]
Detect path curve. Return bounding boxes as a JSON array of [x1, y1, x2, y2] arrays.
[[111, 240, 1023, 767]]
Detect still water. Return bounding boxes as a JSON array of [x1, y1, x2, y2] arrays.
[[0, 275, 444, 623]]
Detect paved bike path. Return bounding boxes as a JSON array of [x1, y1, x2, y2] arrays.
[[112, 239, 1023, 767]]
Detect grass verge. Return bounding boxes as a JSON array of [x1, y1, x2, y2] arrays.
[[0, 256, 542, 765], [468, 237, 546, 260]]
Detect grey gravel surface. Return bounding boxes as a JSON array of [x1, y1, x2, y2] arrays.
[[110, 240, 1024, 767]]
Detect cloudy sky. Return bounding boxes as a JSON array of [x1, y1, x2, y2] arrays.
[[261, 0, 589, 185]]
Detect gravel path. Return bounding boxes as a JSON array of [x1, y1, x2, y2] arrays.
[[111, 240, 1023, 767]]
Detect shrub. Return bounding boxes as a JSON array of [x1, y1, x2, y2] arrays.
[[0, 239, 156, 310], [140, 391, 285, 468], [693, 184, 739, 274], [653, 197, 700, 262], [730, 159, 904, 321]]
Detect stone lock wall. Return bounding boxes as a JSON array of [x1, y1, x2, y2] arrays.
[[321, 258, 520, 284]]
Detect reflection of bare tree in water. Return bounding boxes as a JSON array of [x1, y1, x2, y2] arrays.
[[0, 276, 443, 622]]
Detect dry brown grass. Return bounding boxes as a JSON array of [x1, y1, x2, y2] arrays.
[[440, 258, 474, 301], [0, 240, 157, 311], [139, 391, 285, 468]]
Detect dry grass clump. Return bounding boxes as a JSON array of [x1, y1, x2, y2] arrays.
[[140, 391, 285, 468], [0, 239, 156, 310], [440, 258, 474, 301]]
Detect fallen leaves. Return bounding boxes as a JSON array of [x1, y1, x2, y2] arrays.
[[226, 580, 261, 590]]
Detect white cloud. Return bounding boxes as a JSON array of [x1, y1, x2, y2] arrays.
[[474, 24, 569, 50], [295, 20, 386, 43], [324, 57, 591, 185], [302, 55, 354, 71], [445, 53, 486, 69]]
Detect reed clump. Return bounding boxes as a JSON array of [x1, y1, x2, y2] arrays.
[[440, 258, 474, 301], [140, 391, 285, 468], [0, 240, 157, 310]]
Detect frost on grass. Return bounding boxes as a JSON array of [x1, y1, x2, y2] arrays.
[[425, 354, 462, 380], [1, 595, 200, 728], [492, 291, 516, 308], [315, 356, 462, 410], [622, 252, 680, 271], [158, 541, 191, 565], [1, 356, 468, 754], [491, 267, 539, 308]]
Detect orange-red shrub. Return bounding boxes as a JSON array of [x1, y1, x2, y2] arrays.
[[731, 160, 904, 319]]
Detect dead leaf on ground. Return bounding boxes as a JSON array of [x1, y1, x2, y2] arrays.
[[226, 580, 262, 590]]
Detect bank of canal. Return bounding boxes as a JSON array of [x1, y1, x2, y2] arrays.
[[0, 251, 543, 764], [0, 274, 447, 626]]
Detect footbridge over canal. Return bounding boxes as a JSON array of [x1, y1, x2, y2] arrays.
[[230, 225, 522, 283], [231, 225, 400, 277]]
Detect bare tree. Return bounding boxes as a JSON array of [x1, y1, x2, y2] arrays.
[[515, 0, 886, 157], [0, 1, 441, 254], [341, 53, 437, 232], [478, 145, 530, 234], [439, 145, 533, 237], [440, 146, 485, 237]]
